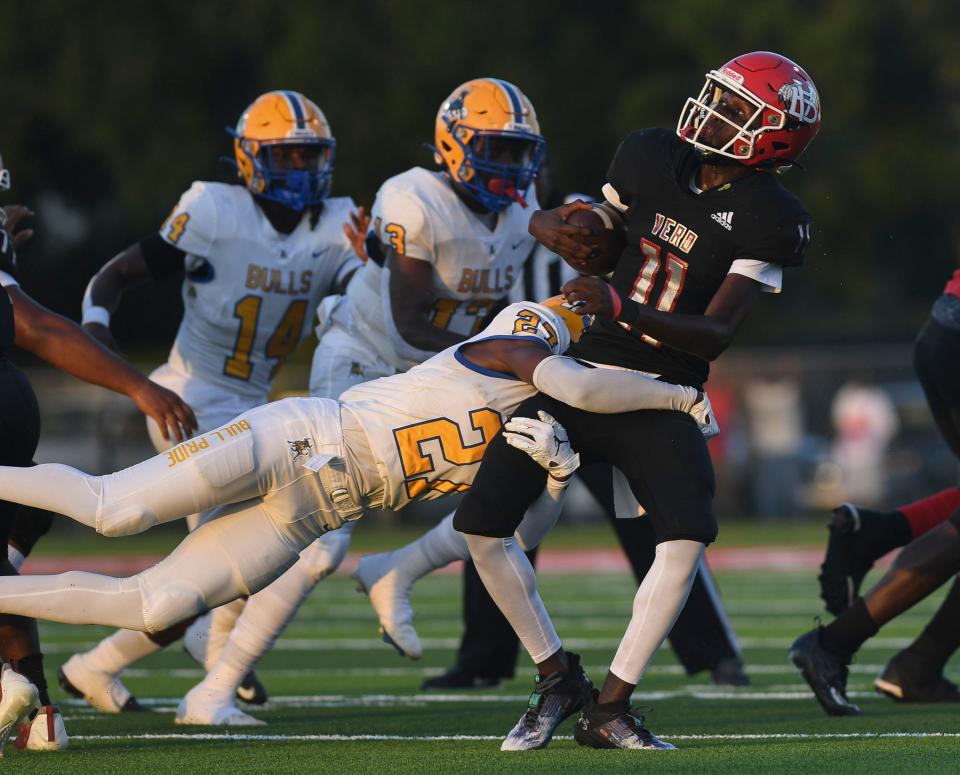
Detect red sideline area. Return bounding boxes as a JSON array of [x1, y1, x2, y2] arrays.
[[21, 547, 893, 576]]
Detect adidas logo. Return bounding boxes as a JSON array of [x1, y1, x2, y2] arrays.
[[711, 211, 734, 231]]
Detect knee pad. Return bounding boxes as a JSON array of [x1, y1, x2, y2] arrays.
[[297, 527, 353, 582], [140, 579, 207, 634], [97, 502, 161, 538]]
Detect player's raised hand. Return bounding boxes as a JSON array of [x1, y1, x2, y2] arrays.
[[343, 206, 371, 262], [528, 200, 599, 263], [561, 276, 617, 318], [131, 381, 198, 443], [1, 205, 35, 250]]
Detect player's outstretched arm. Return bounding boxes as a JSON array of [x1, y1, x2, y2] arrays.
[[563, 273, 764, 361], [464, 338, 701, 416], [82, 242, 157, 350], [8, 286, 197, 441]]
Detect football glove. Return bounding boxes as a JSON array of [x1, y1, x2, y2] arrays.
[[503, 411, 580, 480]]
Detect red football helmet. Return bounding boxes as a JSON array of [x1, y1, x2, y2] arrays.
[[677, 51, 821, 167]]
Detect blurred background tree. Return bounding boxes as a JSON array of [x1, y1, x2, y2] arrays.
[[1, 0, 959, 348]]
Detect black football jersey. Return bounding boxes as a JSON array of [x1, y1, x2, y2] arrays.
[[568, 128, 811, 387], [0, 227, 17, 355]]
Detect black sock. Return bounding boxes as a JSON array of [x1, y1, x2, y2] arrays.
[[900, 577, 960, 677], [15, 652, 50, 706], [819, 598, 878, 660], [853, 507, 913, 558]]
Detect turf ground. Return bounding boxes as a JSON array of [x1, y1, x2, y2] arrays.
[[5, 523, 959, 773]]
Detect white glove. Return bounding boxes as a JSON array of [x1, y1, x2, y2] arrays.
[[503, 411, 580, 480], [690, 391, 720, 440]]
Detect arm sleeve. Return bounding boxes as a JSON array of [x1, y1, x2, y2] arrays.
[[140, 233, 186, 281], [514, 477, 568, 552], [158, 181, 219, 257], [532, 355, 698, 414], [370, 184, 433, 262]]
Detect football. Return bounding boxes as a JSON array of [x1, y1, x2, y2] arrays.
[[563, 203, 626, 276]]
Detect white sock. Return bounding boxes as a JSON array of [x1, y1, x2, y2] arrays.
[[81, 629, 161, 674], [204, 598, 246, 670], [0, 464, 100, 529], [609, 539, 704, 684], [0, 571, 147, 630], [464, 533, 561, 664], [389, 513, 469, 583]]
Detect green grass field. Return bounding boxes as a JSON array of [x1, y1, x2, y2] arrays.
[[5, 524, 959, 773]]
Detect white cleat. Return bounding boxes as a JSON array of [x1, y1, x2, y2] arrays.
[[14, 705, 68, 751], [176, 685, 266, 727], [58, 653, 146, 713], [352, 552, 422, 660], [0, 665, 39, 755]]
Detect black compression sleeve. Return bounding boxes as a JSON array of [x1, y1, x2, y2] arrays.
[[140, 233, 186, 281]]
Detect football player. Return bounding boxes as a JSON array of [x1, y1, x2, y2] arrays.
[[447, 51, 820, 750], [177, 77, 551, 723], [59, 91, 364, 720], [0, 299, 713, 733], [0, 155, 196, 751], [793, 271, 960, 713]]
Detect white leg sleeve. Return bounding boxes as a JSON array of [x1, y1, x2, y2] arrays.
[[464, 533, 561, 664], [514, 478, 567, 552], [609, 539, 704, 684], [80, 629, 162, 674], [387, 513, 470, 582]]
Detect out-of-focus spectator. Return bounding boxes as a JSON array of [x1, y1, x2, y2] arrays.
[[831, 381, 900, 504]]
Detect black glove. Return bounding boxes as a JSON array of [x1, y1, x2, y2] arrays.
[[0, 226, 17, 278]]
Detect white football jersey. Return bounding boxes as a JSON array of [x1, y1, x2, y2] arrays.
[[343, 167, 538, 369], [340, 301, 569, 510], [160, 182, 362, 401]]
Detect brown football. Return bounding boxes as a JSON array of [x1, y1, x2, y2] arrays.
[[563, 204, 626, 276]]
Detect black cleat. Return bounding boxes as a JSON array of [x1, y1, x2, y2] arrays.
[[501, 651, 593, 751], [710, 657, 750, 687], [874, 652, 960, 703], [420, 667, 502, 691], [236, 671, 268, 705], [819, 503, 876, 615], [574, 691, 675, 750], [57, 667, 149, 712], [789, 628, 861, 716]]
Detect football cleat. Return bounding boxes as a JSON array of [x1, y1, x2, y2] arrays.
[[789, 628, 861, 716], [176, 685, 266, 727], [235, 673, 269, 705], [710, 657, 750, 687], [874, 652, 960, 703], [818, 503, 882, 615], [352, 552, 422, 660], [14, 705, 68, 751], [574, 692, 675, 750], [0, 664, 39, 754], [501, 652, 593, 751], [57, 654, 147, 714], [420, 668, 502, 691]]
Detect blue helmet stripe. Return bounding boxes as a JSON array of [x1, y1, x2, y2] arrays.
[[490, 79, 524, 121], [281, 90, 307, 129]]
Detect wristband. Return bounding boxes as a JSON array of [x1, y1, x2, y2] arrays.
[[82, 305, 111, 327], [607, 283, 623, 320]]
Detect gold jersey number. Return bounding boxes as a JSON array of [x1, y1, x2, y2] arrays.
[[224, 295, 308, 381], [394, 408, 503, 499]]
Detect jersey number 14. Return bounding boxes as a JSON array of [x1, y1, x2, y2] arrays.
[[224, 295, 308, 381]]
